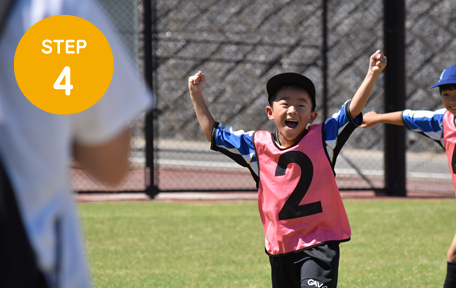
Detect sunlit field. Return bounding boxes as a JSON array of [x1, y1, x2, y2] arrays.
[[80, 199, 455, 287]]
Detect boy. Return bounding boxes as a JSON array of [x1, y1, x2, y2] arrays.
[[361, 64, 456, 288], [188, 50, 386, 288]]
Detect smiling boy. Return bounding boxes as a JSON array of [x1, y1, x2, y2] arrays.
[[362, 64, 456, 288], [188, 50, 386, 288]]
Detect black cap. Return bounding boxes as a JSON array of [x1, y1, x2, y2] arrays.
[[266, 72, 316, 110]]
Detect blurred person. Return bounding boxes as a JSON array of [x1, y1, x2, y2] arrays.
[[0, 0, 152, 287], [362, 64, 456, 288]]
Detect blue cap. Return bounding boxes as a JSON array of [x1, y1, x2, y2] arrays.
[[430, 64, 456, 88]]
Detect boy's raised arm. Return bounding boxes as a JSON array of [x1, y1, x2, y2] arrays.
[[361, 111, 404, 128], [188, 71, 216, 142], [349, 50, 387, 118]]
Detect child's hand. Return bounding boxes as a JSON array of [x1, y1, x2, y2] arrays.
[[188, 71, 205, 97], [369, 50, 387, 74], [361, 111, 379, 128]]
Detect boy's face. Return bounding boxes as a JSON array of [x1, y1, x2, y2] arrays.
[[441, 88, 456, 117], [266, 88, 318, 148]]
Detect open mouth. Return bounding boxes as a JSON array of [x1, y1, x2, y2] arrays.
[[285, 120, 298, 129]]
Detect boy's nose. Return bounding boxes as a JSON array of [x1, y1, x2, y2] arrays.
[[287, 106, 297, 114]]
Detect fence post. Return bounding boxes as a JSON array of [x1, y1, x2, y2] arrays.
[[144, 0, 159, 198], [322, 0, 328, 120], [383, 0, 406, 196]]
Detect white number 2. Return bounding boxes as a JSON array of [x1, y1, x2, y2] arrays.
[[54, 66, 73, 96]]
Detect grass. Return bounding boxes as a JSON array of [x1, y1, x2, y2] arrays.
[[79, 199, 455, 287]]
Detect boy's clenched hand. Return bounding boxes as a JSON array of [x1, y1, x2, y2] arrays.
[[369, 50, 387, 75], [361, 111, 379, 128], [188, 71, 205, 97]]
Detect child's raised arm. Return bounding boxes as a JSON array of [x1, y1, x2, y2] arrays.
[[349, 50, 387, 118], [188, 71, 215, 142], [361, 111, 404, 128]]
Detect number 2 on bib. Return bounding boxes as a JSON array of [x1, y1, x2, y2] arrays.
[[54, 66, 73, 96], [276, 151, 322, 220]]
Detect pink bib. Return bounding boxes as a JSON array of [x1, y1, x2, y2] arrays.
[[254, 124, 351, 256], [442, 111, 456, 196]]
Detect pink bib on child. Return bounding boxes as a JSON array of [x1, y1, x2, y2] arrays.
[[442, 111, 456, 196], [254, 124, 351, 256]]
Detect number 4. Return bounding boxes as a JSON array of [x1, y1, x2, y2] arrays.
[[54, 66, 73, 96]]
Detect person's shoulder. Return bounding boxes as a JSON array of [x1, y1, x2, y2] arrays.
[[215, 123, 255, 136], [403, 108, 446, 119], [437, 108, 447, 116]]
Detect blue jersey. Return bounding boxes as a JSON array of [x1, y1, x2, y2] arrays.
[[210, 100, 362, 183], [402, 108, 446, 149]]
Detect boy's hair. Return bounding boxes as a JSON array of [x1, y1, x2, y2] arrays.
[[439, 84, 456, 94], [266, 72, 316, 112]]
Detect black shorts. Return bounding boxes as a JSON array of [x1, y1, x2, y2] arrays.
[[269, 242, 340, 288], [0, 158, 48, 288]]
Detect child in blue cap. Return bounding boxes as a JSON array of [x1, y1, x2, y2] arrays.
[[362, 64, 456, 288]]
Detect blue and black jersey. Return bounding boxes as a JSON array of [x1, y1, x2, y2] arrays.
[[210, 100, 362, 183], [402, 108, 446, 149]]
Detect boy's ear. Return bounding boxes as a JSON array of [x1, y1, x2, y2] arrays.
[[309, 111, 318, 124], [265, 106, 274, 120]]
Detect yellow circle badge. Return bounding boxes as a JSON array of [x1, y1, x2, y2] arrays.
[[14, 15, 114, 114]]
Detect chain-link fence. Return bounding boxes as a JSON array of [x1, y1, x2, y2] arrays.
[[73, 0, 456, 195], [152, 0, 455, 194], [71, 0, 148, 192]]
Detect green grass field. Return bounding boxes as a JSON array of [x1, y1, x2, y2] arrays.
[[79, 199, 455, 287]]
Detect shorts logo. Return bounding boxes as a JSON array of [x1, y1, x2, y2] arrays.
[[307, 279, 328, 288]]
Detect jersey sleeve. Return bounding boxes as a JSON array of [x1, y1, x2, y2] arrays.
[[323, 99, 362, 168], [210, 122, 259, 181], [402, 108, 445, 149]]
